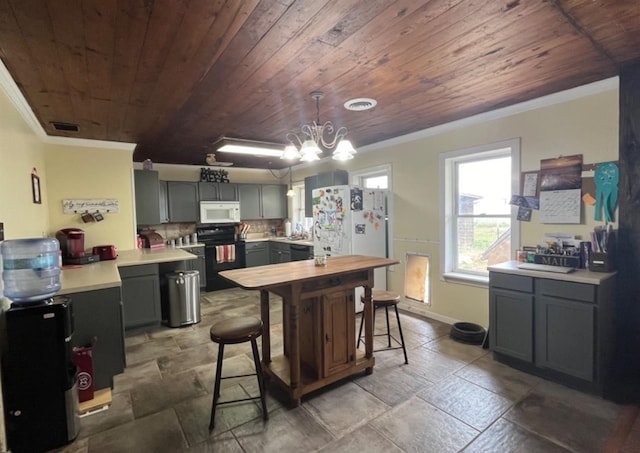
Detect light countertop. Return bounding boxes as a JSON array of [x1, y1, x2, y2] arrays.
[[59, 248, 197, 295], [488, 260, 616, 285], [175, 243, 205, 249], [244, 237, 313, 247]]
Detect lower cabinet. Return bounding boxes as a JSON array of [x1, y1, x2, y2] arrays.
[[71, 286, 126, 390], [322, 290, 356, 377], [183, 246, 206, 288], [270, 242, 291, 264], [299, 290, 356, 379], [489, 272, 534, 363], [119, 264, 161, 331], [245, 242, 269, 267], [489, 268, 615, 395], [534, 280, 596, 382]]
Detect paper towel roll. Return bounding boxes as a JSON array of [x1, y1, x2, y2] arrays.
[[285, 221, 292, 237]]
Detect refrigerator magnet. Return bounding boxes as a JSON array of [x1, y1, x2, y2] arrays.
[[355, 224, 366, 234]]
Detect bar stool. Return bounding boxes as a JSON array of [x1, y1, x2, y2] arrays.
[[357, 290, 408, 364], [209, 316, 268, 431]]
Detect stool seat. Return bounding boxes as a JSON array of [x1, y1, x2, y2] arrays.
[[208, 315, 267, 432], [361, 290, 401, 306], [358, 290, 408, 364], [210, 317, 262, 344]]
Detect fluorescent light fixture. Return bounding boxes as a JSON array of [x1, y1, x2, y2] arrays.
[[215, 138, 284, 157]]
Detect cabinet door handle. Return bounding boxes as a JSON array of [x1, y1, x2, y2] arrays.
[[325, 333, 330, 343]]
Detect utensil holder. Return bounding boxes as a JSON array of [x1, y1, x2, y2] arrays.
[[588, 252, 614, 272]]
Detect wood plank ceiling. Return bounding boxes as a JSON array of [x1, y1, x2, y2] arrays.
[[1, 0, 639, 169]]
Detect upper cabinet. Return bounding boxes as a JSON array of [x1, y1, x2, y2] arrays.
[[305, 170, 349, 214], [262, 184, 287, 219], [167, 181, 199, 222], [238, 184, 286, 220], [159, 180, 169, 224], [134, 170, 164, 226], [198, 182, 238, 201]]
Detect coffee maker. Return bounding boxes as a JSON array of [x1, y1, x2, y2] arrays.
[[56, 228, 85, 259], [56, 229, 99, 265]]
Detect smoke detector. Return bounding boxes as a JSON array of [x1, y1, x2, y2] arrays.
[[344, 98, 377, 111]]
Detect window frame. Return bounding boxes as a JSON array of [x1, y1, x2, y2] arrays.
[[439, 139, 520, 286]]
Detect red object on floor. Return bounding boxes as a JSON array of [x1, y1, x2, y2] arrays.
[[73, 346, 94, 402]]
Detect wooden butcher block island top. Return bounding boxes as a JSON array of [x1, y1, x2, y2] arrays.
[[220, 255, 399, 406]]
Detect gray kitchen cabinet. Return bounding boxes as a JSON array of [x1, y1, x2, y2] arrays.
[[167, 181, 199, 222], [305, 170, 349, 214], [159, 180, 169, 223], [183, 246, 206, 288], [119, 264, 161, 331], [270, 241, 291, 264], [245, 242, 269, 267], [238, 184, 261, 219], [535, 279, 596, 382], [238, 184, 286, 220], [134, 170, 162, 225], [489, 273, 534, 363], [71, 286, 125, 390], [262, 184, 286, 219], [488, 265, 616, 396], [198, 182, 238, 201]]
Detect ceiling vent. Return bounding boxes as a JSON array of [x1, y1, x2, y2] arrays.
[[51, 121, 79, 132], [344, 98, 377, 111]]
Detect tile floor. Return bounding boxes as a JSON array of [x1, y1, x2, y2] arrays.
[[56, 288, 634, 452]]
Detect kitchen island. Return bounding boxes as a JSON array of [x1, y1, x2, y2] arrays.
[[220, 254, 399, 406]]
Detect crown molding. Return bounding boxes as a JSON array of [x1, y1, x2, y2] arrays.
[[0, 58, 136, 151], [360, 77, 619, 153]]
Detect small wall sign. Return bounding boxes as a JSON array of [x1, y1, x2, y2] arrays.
[[200, 168, 230, 183], [63, 199, 119, 214]]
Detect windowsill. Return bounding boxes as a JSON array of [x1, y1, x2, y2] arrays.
[[441, 272, 489, 288]]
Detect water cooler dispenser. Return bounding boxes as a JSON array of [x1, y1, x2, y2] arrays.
[[0, 239, 80, 452]]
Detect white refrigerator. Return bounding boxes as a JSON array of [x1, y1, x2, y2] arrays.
[[312, 185, 388, 312]]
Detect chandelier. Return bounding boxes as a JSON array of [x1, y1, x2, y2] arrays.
[[282, 91, 357, 162]]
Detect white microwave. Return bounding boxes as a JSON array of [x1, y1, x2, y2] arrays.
[[199, 201, 240, 224]]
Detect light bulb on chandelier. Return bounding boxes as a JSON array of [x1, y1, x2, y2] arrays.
[[282, 91, 357, 162]]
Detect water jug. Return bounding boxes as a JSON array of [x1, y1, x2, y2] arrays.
[[1, 238, 61, 303]]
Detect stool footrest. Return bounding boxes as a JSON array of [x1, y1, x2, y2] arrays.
[[373, 346, 405, 353], [220, 372, 258, 380], [372, 333, 404, 346], [216, 395, 263, 406]]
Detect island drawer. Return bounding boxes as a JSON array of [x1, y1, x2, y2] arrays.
[[301, 271, 369, 296]]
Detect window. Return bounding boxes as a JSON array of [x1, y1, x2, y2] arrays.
[[440, 139, 520, 284], [291, 182, 313, 231]]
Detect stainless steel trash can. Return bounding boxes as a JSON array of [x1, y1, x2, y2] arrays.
[[167, 271, 201, 327]]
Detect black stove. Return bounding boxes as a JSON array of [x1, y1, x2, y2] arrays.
[[196, 224, 245, 291]]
